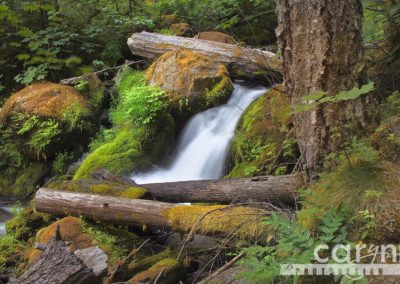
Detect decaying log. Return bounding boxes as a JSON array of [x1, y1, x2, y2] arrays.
[[141, 175, 302, 205], [91, 169, 303, 205], [34, 188, 273, 239], [13, 226, 107, 284], [35, 188, 175, 228], [127, 31, 283, 78]]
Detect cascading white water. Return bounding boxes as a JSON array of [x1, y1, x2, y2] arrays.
[[132, 83, 267, 184]]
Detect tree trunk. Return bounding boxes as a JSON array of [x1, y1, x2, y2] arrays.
[[276, 0, 366, 170], [127, 31, 283, 78], [13, 227, 107, 284]]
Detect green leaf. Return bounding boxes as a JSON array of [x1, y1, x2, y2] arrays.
[[301, 91, 327, 102]]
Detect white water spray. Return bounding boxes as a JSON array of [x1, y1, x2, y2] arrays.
[[132, 84, 267, 184]]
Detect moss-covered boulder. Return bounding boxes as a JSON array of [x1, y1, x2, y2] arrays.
[[0, 162, 50, 198], [146, 50, 233, 122], [227, 86, 297, 178], [74, 68, 175, 179], [0, 82, 94, 160], [24, 217, 133, 270]]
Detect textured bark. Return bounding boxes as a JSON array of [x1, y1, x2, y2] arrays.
[[35, 188, 175, 228], [91, 170, 303, 204], [140, 175, 302, 205], [127, 31, 283, 77], [276, 0, 366, 170], [13, 231, 107, 284]]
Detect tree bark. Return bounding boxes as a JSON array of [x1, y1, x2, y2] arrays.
[[139, 175, 302, 205], [35, 188, 175, 228], [127, 31, 283, 78], [276, 0, 366, 170], [90, 170, 303, 204], [13, 227, 107, 284]]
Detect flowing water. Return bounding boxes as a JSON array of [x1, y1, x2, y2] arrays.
[[0, 197, 16, 236], [132, 83, 267, 184]]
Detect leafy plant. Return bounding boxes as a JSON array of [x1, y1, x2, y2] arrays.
[[291, 82, 375, 114]]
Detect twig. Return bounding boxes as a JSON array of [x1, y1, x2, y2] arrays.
[[60, 60, 145, 85], [197, 252, 244, 284], [153, 268, 166, 284]]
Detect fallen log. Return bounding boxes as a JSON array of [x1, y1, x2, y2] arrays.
[[13, 225, 107, 284], [91, 169, 303, 205], [34, 188, 272, 239], [141, 175, 302, 205], [127, 31, 283, 78]]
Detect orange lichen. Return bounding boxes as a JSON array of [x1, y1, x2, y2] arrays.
[[0, 82, 90, 123], [26, 217, 94, 266]]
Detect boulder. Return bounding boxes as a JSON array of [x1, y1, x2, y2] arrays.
[[170, 23, 192, 36], [162, 14, 178, 25], [227, 85, 298, 177], [0, 82, 94, 161], [146, 50, 233, 121], [197, 31, 236, 44]]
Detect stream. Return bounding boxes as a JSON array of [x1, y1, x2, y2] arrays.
[[0, 197, 16, 236], [132, 83, 267, 184]]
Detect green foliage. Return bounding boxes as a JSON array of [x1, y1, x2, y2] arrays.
[[1, 0, 156, 94], [379, 91, 400, 119], [241, 208, 351, 283], [52, 151, 73, 175], [27, 119, 61, 157], [291, 82, 375, 114], [111, 68, 167, 126], [149, 0, 277, 45], [0, 234, 24, 270]]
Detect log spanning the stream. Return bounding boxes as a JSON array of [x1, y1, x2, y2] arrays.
[[141, 175, 303, 205], [91, 169, 303, 205], [127, 31, 283, 77]]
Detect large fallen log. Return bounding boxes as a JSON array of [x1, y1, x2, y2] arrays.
[[127, 31, 283, 77], [34, 188, 273, 239], [141, 175, 302, 205], [91, 169, 303, 205]]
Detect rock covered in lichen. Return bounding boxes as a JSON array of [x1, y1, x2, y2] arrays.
[[146, 50, 233, 122], [0, 82, 95, 161]]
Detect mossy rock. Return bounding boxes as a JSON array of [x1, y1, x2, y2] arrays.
[[227, 85, 298, 178], [24, 217, 133, 270], [5, 205, 54, 242], [128, 258, 185, 284], [47, 179, 147, 200], [0, 161, 49, 198], [146, 50, 233, 123], [74, 115, 174, 179], [0, 81, 95, 161], [74, 74, 106, 115]]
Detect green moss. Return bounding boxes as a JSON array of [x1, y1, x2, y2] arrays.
[[128, 248, 176, 275], [6, 205, 54, 241], [165, 205, 268, 240], [0, 234, 25, 271], [370, 115, 400, 162], [205, 74, 234, 107], [0, 162, 49, 198], [227, 86, 297, 178], [74, 122, 173, 179], [128, 258, 183, 284], [48, 179, 147, 199], [74, 67, 175, 179]]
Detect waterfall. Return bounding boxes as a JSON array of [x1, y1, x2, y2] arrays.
[[131, 83, 267, 184]]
